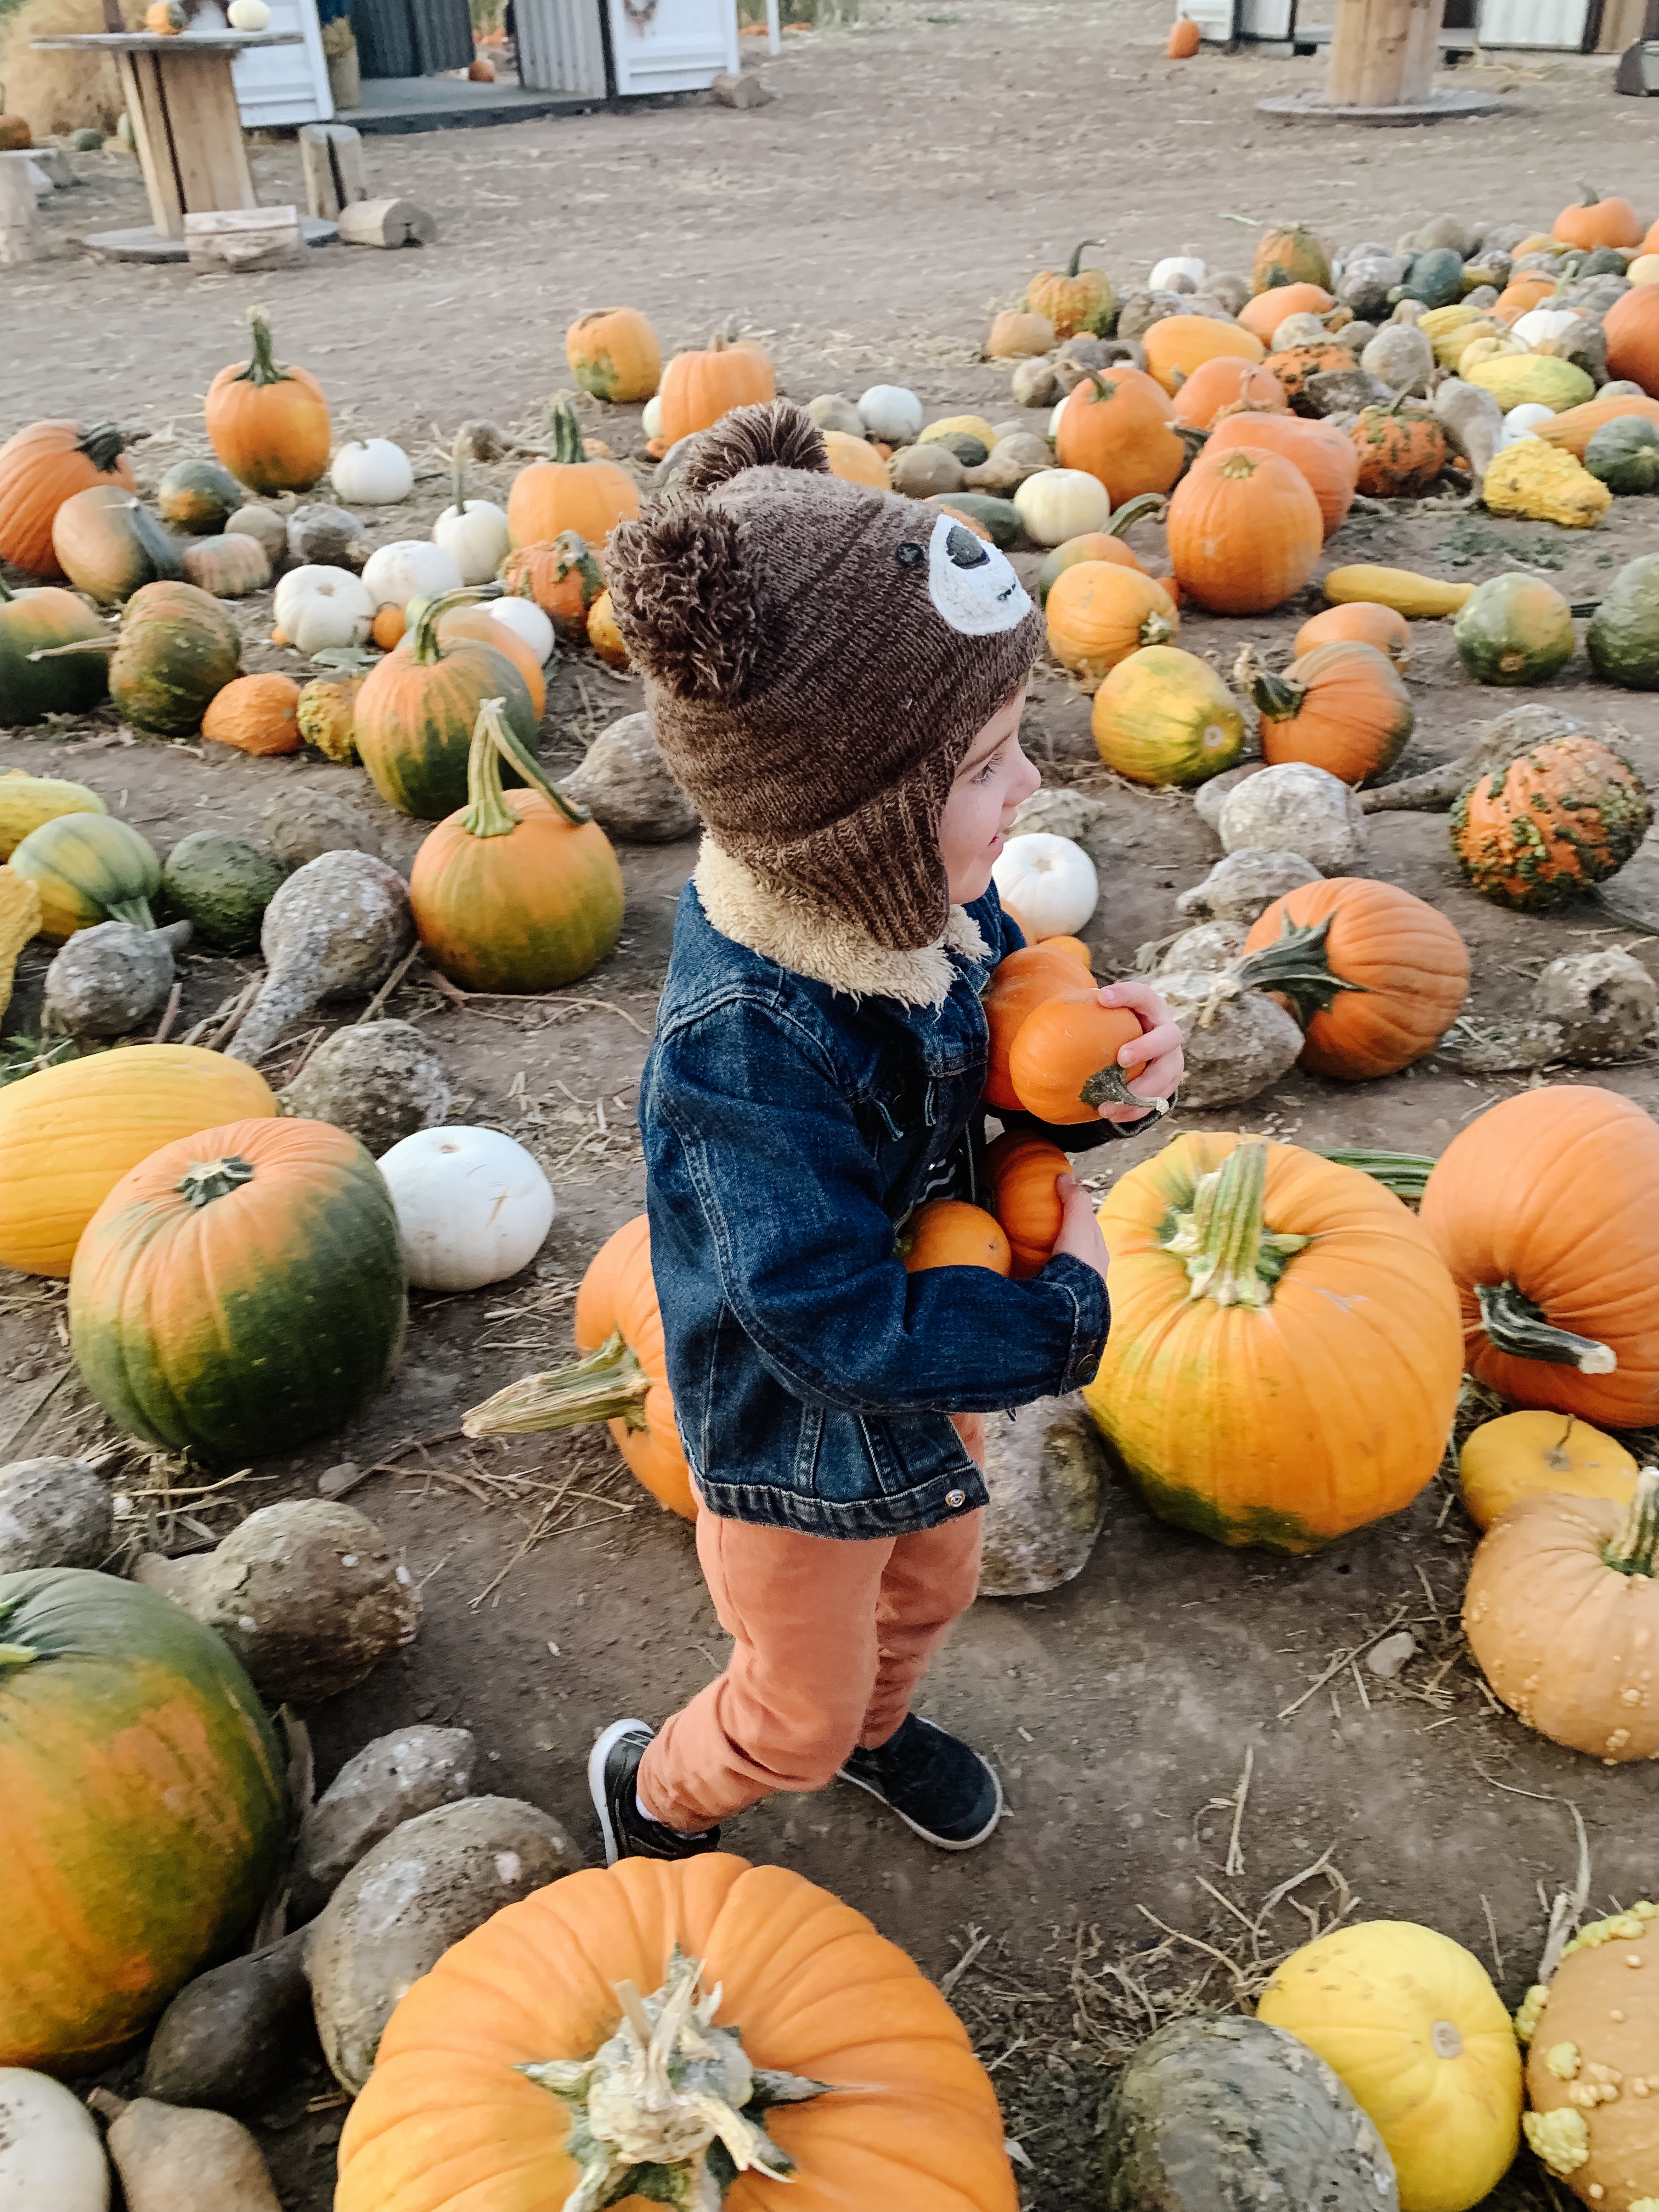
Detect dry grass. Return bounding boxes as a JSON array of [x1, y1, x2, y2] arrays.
[[1, 0, 127, 138]]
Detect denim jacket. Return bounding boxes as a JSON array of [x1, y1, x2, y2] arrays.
[[640, 840, 1139, 1540]]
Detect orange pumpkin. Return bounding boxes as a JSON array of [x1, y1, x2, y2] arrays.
[[1237, 283, 1334, 344], [982, 944, 1099, 1111], [371, 605, 407, 651], [506, 399, 640, 552], [1204, 410, 1358, 537], [586, 589, 628, 669], [1491, 274, 1561, 325], [1602, 283, 1659, 398], [1295, 601, 1410, 668], [1037, 528, 1148, 602], [0, 422, 137, 580], [200, 672, 301, 757], [203, 311, 331, 496], [1007, 992, 1144, 1125], [1045, 563, 1178, 685], [1263, 342, 1357, 414], [1239, 878, 1470, 1080], [499, 532, 605, 642], [1451, 734, 1649, 912], [821, 430, 889, 487], [984, 1132, 1070, 1278], [1532, 390, 1659, 458], [464, 1212, 693, 1517], [1166, 14, 1201, 55], [564, 306, 661, 404], [1419, 1084, 1659, 1429], [657, 331, 776, 448], [899, 1199, 1012, 1274], [333, 1854, 1018, 2212], [1055, 370, 1186, 505], [436, 603, 548, 718], [1025, 241, 1113, 340], [1166, 445, 1323, 615], [1240, 639, 1414, 786], [1348, 397, 1449, 496], [1552, 187, 1644, 251], [1253, 224, 1331, 292], [1142, 316, 1266, 397], [1170, 356, 1288, 430]]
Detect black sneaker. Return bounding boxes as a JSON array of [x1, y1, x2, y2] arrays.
[[588, 1718, 723, 1866], [838, 1714, 1003, 1849]]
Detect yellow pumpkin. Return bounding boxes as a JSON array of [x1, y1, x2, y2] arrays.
[[917, 414, 1001, 451], [0, 770, 106, 861], [1258, 1921, 1522, 2212], [1458, 1410, 1637, 1531], [820, 431, 888, 487], [1090, 644, 1245, 787]]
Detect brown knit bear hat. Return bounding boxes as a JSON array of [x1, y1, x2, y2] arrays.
[[605, 400, 1042, 951]]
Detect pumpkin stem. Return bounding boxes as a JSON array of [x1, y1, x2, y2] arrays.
[[449, 430, 469, 519], [1214, 450, 1262, 482], [175, 1155, 256, 1208], [407, 584, 501, 666], [0, 1642, 40, 1674], [548, 394, 588, 467], [237, 306, 294, 390], [1474, 1281, 1617, 1376], [25, 639, 118, 661], [1164, 1139, 1311, 1308], [463, 1327, 651, 1437], [1107, 493, 1167, 540], [1233, 641, 1305, 723], [1313, 1147, 1435, 1204], [76, 422, 131, 477], [461, 696, 590, 837], [1604, 1467, 1658, 1578], [1064, 239, 1104, 279], [1233, 912, 1369, 1026]]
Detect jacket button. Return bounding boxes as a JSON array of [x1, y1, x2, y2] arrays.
[[946, 1488, 966, 1509]]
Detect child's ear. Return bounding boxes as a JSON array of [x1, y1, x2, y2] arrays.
[[606, 503, 758, 702]]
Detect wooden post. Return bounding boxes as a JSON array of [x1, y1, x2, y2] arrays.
[[337, 196, 437, 247], [0, 157, 47, 264], [1327, 0, 1446, 102], [298, 122, 366, 222]]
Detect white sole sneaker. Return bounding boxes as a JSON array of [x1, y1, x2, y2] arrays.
[[837, 1751, 1005, 1850], [588, 1716, 654, 1868]]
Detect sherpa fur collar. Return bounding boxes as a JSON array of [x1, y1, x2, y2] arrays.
[[693, 838, 989, 1009]]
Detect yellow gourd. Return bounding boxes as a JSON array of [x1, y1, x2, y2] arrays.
[[1465, 354, 1597, 414], [1459, 335, 1527, 370], [1459, 1410, 1637, 1531], [1435, 320, 1501, 370], [1258, 1921, 1522, 2212], [1323, 565, 1475, 619], [1482, 441, 1611, 529], [0, 866, 42, 1018], [0, 770, 107, 861], [916, 414, 1001, 451], [1418, 303, 1479, 354]]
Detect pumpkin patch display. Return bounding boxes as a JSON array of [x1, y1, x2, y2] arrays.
[[1045, 562, 1178, 684], [1458, 1409, 1637, 1531], [0, 1567, 286, 2073], [898, 1199, 1012, 1274], [1091, 644, 1246, 786], [353, 589, 541, 820], [109, 580, 242, 736], [1419, 1084, 1659, 1429], [0, 580, 109, 725], [1517, 1901, 1659, 2207], [465, 1212, 693, 1517], [565, 306, 662, 403], [204, 310, 331, 495], [1450, 733, 1649, 910], [656, 331, 776, 447], [9, 812, 161, 940], [1083, 1136, 1463, 1550], [0, 420, 137, 580], [1025, 241, 1114, 338], [68, 1115, 407, 1462], [1240, 640, 1414, 787], [1167, 446, 1323, 614], [507, 397, 640, 550]]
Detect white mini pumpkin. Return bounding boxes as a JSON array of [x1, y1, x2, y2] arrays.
[[360, 540, 463, 610], [1510, 306, 1580, 349], [0, 2068, 110, 2212], [641, 394, 664, 441], [992, 832, 1099, 939], [376, 1126, 555, 1293], [1012, 467, 1111, 548], [857, 384, 924, 443], [226, 0, 270, 24], [489, 596, 555, 667], [1047, 391, 1073, 443], [330, 438, 414, 506], [433, 496, 511, 588], [1497, 402, 1555, 450], [272, 565, 374, 656], [1150, 249, 1205, 292]]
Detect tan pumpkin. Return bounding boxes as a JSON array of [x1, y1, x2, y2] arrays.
[[986, 309, 1057, 359]]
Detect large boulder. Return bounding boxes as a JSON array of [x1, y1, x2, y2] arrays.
[[978, 1396, 1108, 1598]]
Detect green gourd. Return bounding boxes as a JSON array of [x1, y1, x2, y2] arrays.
[[1398, 249, 1465, 308], [1453, 574, 1577, 688], [156, 459, 245, 535], [1586, 554, 1659, 691], [160, 830, 288, 951], [1584, 416, 1659, 495]]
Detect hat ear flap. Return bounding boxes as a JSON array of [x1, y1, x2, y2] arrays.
[[606, 502, 759, 702]]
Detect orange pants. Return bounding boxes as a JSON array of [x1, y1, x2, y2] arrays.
[[638, 1439, 985, 1833]]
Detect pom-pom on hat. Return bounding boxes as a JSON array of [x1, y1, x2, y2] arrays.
[[606, 399, 1042, 950]]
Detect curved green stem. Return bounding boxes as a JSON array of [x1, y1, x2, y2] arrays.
[[1475, 1281, 1616, 1375], [1315, 1148, 1435, 1203], [0, 1643, 40, 1674], [548, 393, 587, 466], [1065, 239, 1105, 279], [77, 424, 131, 476], [1604, 1467, 1658, 1577], [1234, 642, 1303, 724], [106, 894, 157, 929], [449, 430, 468, 518], [1108, 493, 1167, 539], [236, 306, 294, 390], [175, 1155, 256, 1208], [463, 1329, 651, 1437], [1233, 912, 1368, 1027], [463, 695, 589, 837], [407, 584, 500, 665], [1164, 1140, 1311, 1308]]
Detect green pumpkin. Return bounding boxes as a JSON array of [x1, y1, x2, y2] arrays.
[[110, 580, 242, 736], [923, 492, 1022, 548], [1584, 416, 1659, 495], [1586, 554, 1659, 691], [0, 579, 109, 726], [1400, 247, 1465, 308], [160, 829, 287, 950], [67, 126, 104, 151], [9, 812, 161, 939], [156, 459, 245, 535], [1579, 246, 1631, 277], [1453, 573, 1577, 687], [0, 1567, 285, 2072]]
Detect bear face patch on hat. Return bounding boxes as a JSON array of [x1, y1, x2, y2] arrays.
[[606, 400, 1043, 951]]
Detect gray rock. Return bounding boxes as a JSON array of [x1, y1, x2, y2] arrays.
[[1302, 366, 1396, 419], [142, 1929, 314, 2114], [132, 1551, 205, 1603], [295, 1724, 476, 1909], [0, 1457, 112, 1572], [1595, 828, 1659, 935], [103, 2095, 282, 2212], [1192, 763, 1270, 836], [286, 503, 369, 569], [1218, 764, 1366, 876], [978, 1396, 1108, 1598], [1158, 968, 1306, 1107], [42, 919, 191, 1039], [307, 1795, 584, 2090], [279, 1020, 450, 1151], [562, 712, 698, 843], [710, 68, 774, 106], [1534, 946, 1657, 1064], [1099, 2013, 1399, 2212], [1177, 847, 1322, 924], [1203, 270, 1251, 316], [258, 782, 386, 869], [1009, 786, 1114, 849], [1366, 1629, 1417, 1679], [1115, 289, 1186, 342], [1154, 919, 1247, 973], [1336, 253, 1408, 319]]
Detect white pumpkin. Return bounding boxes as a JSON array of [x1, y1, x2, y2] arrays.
[[0, 2068, 110, 2211], [490, 596, 555, 666], [992, 832, 1098, 939], [1047, 391, 1073, 443], [857, 384, 924, 443], [433, 497, 511, 588], [376, 1126, 555, 1293], [641, 394, 664, 440], [1497, 402, 1555, 450], [1012, 467, 1111, 547], [360, 539, 464, 610], [1150, 249, 1205, 292], [330, 438, 414, 506], [226, 0, 270, 24], [271, 565, 374, 656], [1510, 306, 1579, 348]]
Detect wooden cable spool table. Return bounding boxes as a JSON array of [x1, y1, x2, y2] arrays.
[[1254, 0, 1503, 123]]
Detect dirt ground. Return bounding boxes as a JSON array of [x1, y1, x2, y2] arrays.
[[4, 5, 1659, 2206]]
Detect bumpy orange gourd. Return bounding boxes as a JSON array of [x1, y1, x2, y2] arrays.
[[1295, 601, 1410, 667], [506, 399, 641, 551], [1519, 1900, 1659, 2202], [981, 943, 1099, 1111], [1350, 398, 1450, 497], [1419, 1084, 1659, 1430], [1602, 283, 1659, 398], [201, 672, 301, 757], [565, 306, 662, 404], [1552, 187, 1644, 251], [1263, 342, 1357, 413], [1239, 878, 1470, 1080], [1451, 735, 1650, 912], [203, 312, 331, 496], [1167, 445, 1322, 614], [1008, 993, 1144, 1125], [984, 1133, 1070, 1278], [1237, 282, 1334, 343], [1204, 410, 1358, 537], [1143, 316, 1266, 397], [657, 332, 776, 447], [1240, 640, 1415, 786], [499, 532, 605, 642], [334, 1854, 1019, 2212], [586, 589, 628, 668], [899, 1200, 1012, 1274], [1025, 241, 1113, 339], [1045, 563, 1178, 684], [0, 421, 137, 579], [1056, 370, 1186, 505], [463, 1212, 694, 1517]]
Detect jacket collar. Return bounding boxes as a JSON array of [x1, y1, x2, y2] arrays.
[[693, 837, 989, 1010]]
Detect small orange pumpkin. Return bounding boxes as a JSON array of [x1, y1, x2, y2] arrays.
[[506, 400, 640, 552], [204, 311, 331, 496], [586, 589, 629, 668], [1237, 283, 1334, 344], [982, 944, 1098, 1112], [565, 306, 662, 405], [821, 431, 889, 487], [1349, 397, 1450, 498], [1492, 275, 1559, 325], [1045, 564, 1178, 686], [200, 673, 301, 757], [1203, 410, 1358, 538], [1166, 14, 1201, 55], [1239, 640, 1414, 786], [499, 532, 605, 641], [1295, 601, 1410, 668], [984, 1132, 1070, 1278], [657, 331, 776, 447], [1142, 316, 1266, 397], [1007, 993, 1144, 1125], [0, 422, 138, 580], [371, 605, 407, 651], [1056, 369, 1186, 504], [898, 1200, 1012, 1274], [1552, 186, 1644, 251], [1166, 445, 1323, 616], [1170, 357, 1287, 430]]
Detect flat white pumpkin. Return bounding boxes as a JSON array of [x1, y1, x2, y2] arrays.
[[377, 1126, 555, 1292], [641, 394, 664, 440], [330, 438, 414, 506], [433, 500, 511, 588], [1150, 251, 1205, 291], [271, 566, 374, 656], [992, 831, 1098, 938], [0, 2068, 110, 2211], [360, 540, 463, 611], [857, 384, 923, 443], [1013, 467, 1111, 548], [490, 596, 555, 666]]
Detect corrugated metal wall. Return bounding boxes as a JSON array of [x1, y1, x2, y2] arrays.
[[1476, 0, 1589, 41], [354, 0, 475, 77], [517, 0, 610, 94]]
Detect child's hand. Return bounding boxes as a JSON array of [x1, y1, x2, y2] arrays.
[[1052, 1175, 1109, 1288], [1096, 979, 1184, 1125]]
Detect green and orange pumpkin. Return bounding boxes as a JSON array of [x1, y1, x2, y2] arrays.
[[1450, 733, 1650, 911], [50, 486, 184, 607], [0, 579, 109, 725], [353, 590, 541, 821], [109, 580, 242, 736], [8, 812, 162, 942]]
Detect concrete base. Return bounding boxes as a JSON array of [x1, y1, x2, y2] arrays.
[[337, 76, 601, 132], [1256, 84, 1505, 123], [76, 215, 337, 261]]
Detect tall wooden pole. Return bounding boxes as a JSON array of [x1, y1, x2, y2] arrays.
[[1326, 0, 1444, 105]]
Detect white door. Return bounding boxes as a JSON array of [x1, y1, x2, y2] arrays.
[[1476, 0, 1589, 41], [234, 0, 335, 126], [607, 0, 738, 94]]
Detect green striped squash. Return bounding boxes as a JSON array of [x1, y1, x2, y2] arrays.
[[9, 811, 161, 939], [110, 580, 242, 736]]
